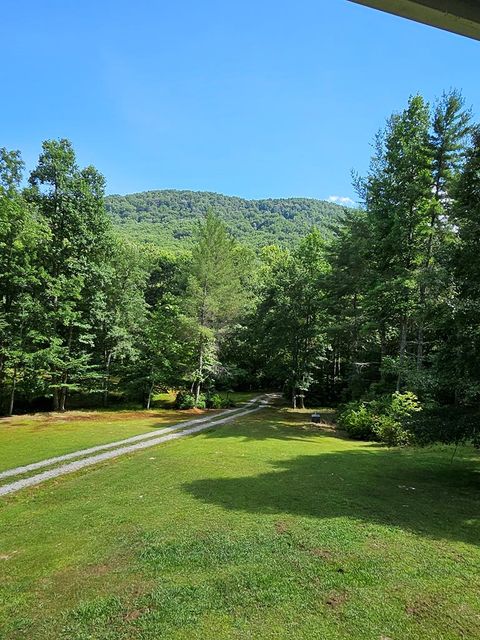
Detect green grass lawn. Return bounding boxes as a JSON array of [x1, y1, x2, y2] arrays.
[[0, 408, 200, 474], [0, 407, 479, 639]]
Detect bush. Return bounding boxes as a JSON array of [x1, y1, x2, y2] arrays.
[[337, 391, 421, 446], [372, 413, 411, 446], [408, 405, 480, 447], [337, 401, 375, 440], [175, 391, 206, 410], [195, 394, 207, 409], [206, 393, 223, 409]]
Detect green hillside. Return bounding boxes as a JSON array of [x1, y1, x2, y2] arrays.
[[105, 190, 346, 248]]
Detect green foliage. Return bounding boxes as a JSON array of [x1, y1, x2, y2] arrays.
[[175, 391, 206, 410], [408, 406, 480, 448], [205, 393, 223, 409], [338, 392, 421, 446], [2, 88, 480, 456], [105, 190, 346, 250], [372, 414, 410, 447], [185, 211, 250, 405], [337, 401, 374, 440]]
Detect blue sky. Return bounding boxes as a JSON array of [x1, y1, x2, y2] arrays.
[[1, 1, 479, 202]]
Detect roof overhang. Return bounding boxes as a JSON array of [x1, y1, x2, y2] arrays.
[[348, 0, 480, 40]]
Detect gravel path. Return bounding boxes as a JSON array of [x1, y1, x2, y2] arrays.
[[0, 397, 264, 482], [0, 396, 273, 497]]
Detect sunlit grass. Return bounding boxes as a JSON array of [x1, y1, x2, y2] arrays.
[[0, 406, 478, 639]]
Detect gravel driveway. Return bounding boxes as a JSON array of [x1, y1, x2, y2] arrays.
[[0, 395, 275, 498]]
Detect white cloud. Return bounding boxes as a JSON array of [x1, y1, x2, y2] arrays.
[[327, 195, 355, 207]]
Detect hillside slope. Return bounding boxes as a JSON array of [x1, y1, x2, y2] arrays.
[[106, 190, 346, 249]]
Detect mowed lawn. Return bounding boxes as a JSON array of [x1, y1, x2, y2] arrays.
[[0, 408, 197, 474], [0, 407, 479, 640]]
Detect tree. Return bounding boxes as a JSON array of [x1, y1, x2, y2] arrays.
[[446, 127, 480, 404], [186, 210, 250, 405], [254, 230, 329, 408], [0, 148, 47, 414], [357, 95, 434, 392], [89, 236, 147, 406], [27, 139, 112, 410]]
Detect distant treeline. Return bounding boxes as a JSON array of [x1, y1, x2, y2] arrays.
[[1, 90, 480, 446]]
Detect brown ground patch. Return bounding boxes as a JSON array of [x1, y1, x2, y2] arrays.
[[85, 563, 111, 576], [325, 591, 347, 608], [310, 548, 333, 560], [405, 597, 433, 619], [124, 608, 148, 622], [275, 521, 289, 534], [0, 407, 217, 428]]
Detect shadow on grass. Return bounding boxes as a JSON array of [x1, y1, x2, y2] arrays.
[[196, 408, 342, 443], [183, 448, 480, 546]]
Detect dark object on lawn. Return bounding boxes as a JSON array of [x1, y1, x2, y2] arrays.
[[311, 413, 321, 424]]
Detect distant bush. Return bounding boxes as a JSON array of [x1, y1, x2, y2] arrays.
[[337, 401, 374, 440], [372, 413, 410, 446], [337, 392, 422, 446], [206, 393, 223, 409], [408, 405, 480, 447], [175, 392, 206, 410], [195, 394, 207, 409]]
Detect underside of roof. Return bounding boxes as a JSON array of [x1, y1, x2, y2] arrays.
[[349, 0, 480, 40]]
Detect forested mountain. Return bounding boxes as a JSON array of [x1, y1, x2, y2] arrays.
[[105, 190, 346, 248]]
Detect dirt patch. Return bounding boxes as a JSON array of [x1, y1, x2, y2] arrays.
[[325, 591, 347, 608], [310, 548, 333, 560], [0, 551, 18, 560], [124, 608, 148, 622], [85, 563, 111, 576], [0, 407, 212, 428], [405, 597, 433, 619], [275, 521, 289, 534]]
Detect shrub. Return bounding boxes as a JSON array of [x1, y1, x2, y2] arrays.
[[195, 394, 207, 409], [206, 393, 223, 409], [372, 413, 411, 446], [175, 392, 206, 410], [337, 391, 421, 446], [408, 405, 480, 447], [337, 401, 375, 440], [389, 391, 422, 420], [175, 392, 195, 409]]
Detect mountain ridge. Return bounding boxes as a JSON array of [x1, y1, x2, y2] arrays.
[[106, 189, 347, 249]]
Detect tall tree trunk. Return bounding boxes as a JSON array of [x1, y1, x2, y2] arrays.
[[292, 388, 297, 410], [52, 386, 60, 412], [59, 324, 74, 412], [194, 381, 201, 406], [416, 323, 424, 372], [8, 363, 17, 417], [103, 352, 112, 407], [59, 384, 67, 412], [416, 279, 427, 371], [396, 318, 407, 392], [194, 342, 204, 406], [299, 394, 305, 409], [146, 381, 154, 410]]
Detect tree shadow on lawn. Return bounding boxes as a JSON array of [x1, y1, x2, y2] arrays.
[[196, 408, 342, 443], [183, 447, 480, 546]]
